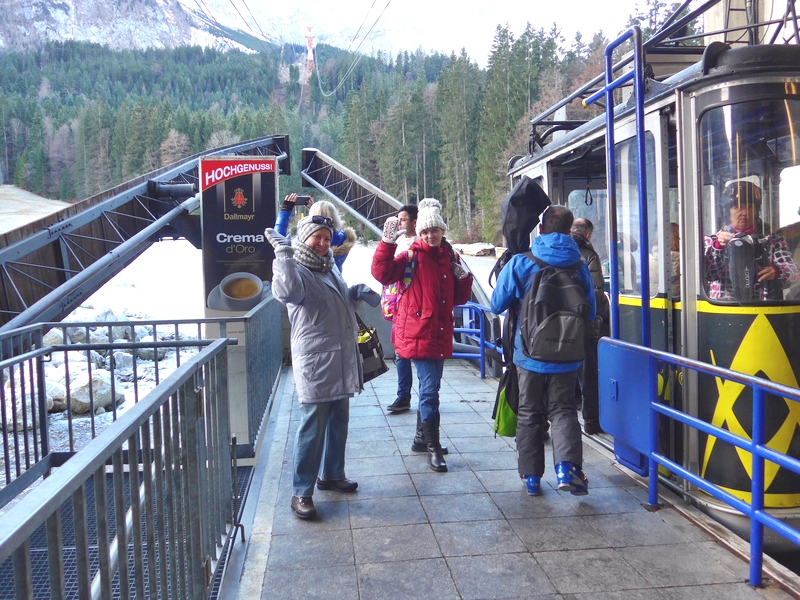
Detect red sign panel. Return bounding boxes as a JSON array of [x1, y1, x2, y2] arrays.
[[200, 158, 276, 191]]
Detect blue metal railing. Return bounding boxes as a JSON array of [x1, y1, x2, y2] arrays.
[[452, 302, 499, 379], [600, 337, 800, 587], [584, 26, 650, 345]]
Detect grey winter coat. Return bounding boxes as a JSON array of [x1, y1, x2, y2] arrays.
[[271, 257, 366, 404]]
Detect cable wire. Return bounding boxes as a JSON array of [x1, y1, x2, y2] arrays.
[[185, 0, 275, 100], [347, 0, 379, 53], [315, 0, 392, 98]]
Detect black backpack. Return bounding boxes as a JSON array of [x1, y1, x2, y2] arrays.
[[519, 254, 590, 363]]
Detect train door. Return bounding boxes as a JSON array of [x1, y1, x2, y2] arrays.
[[681, 82, 800, 516], [611, 109, 675, 352], [611, 108, 686, 469]]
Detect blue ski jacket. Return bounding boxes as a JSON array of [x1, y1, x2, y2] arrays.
[[491, 232, 596, 374]]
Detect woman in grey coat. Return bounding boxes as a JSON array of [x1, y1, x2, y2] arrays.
[[266, 215, 380, 520]]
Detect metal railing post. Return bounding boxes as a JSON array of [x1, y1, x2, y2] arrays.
[[648, 355, 660, 508], [750, 386, 766, 586]]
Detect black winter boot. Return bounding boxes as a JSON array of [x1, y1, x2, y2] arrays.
[[412, 412, 448, 454], [387, 396, 411, 413], [421, 416, 447, 472]]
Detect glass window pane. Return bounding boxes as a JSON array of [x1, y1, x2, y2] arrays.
[[614, 133, 658, 295], [700, 100, 800, 302]]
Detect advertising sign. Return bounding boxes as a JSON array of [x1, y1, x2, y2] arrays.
[[199, 156, 277, 312]]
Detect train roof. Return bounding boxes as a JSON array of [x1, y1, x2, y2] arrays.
[[509, 43, 800, 178]]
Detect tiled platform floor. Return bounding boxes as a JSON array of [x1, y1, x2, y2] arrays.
[[227, 361, 797, 600]]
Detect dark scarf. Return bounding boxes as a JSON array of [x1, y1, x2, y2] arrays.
[[292, 240, 335, 273]]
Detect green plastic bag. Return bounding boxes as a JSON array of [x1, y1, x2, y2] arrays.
[[493, 364, 519, 437]]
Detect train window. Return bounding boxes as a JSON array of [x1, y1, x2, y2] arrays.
[[566, 182, 609, 271], [613, 133, 658, 295], [700, 99, 800, 303]]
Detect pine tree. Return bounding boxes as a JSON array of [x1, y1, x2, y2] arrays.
[[436, 50, 482, 239], [474, 26, 528, 242], [377, 87, 414, 202], [341, 90, 369, 175]]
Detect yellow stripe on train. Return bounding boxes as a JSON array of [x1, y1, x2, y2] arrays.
[[702, 313, 800, 505]]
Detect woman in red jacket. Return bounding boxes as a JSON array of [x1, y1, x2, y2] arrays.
[[371, 199, 473, 472]]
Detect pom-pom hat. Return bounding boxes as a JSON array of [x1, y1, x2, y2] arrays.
[[416, 198, 447, 232]]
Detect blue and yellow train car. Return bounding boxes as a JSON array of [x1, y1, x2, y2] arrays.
[[506, 16, 800, 549]]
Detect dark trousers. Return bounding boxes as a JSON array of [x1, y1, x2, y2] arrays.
[[516, 368, 582, 477], [579, 337, 600, 427]]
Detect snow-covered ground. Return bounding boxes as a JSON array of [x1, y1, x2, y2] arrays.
[[0, 185, 71, 235]]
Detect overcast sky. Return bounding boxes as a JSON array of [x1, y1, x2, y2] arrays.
[[239, 0, 643, 67]]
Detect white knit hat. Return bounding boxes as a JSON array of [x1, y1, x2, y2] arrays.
[[416, 198, 447, 232]]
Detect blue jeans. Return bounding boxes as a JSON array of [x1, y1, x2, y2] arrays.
[[413, 359, 444, 423], [396, 357, 413, 399], [293, 398, 350, 497]]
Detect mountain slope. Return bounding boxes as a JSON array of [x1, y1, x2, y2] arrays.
[[0, 0, 258, 52]]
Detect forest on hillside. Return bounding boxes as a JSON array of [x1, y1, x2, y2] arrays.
[[0, 1, 686, 243]]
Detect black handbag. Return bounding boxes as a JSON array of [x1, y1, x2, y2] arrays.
[[355, 313, 389, 383]]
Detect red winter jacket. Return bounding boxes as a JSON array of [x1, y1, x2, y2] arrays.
[[371, 238, 473, 360]]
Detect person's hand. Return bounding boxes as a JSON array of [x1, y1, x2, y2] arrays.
[[715, 231, 735, 248], [382, 217, 400, 244], [280, 193, 297, 212], [350, 284, 381, 307], [758, 265, 778, 282], [451, 262, 470, 280], [265, 228, 293, 259]]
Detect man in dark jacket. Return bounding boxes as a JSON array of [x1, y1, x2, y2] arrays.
[[491, 206, 596, 497], [571, 218, 609, 435]]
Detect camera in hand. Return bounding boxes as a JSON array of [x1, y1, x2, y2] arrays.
[[726, 232, 781, 300], [295, 195, 311, 207]]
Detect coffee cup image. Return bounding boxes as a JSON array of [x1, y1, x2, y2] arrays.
[[219, 272, 263, 310]]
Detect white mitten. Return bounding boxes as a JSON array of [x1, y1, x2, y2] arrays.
[[382, 217, 400, 244], [265, 228, 294, 259]]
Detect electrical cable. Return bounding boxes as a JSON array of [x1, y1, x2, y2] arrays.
[[237, 0, 281, 54], [315, 0, 392, 98], [347, 0, 379, 53], [225, 0, 275, 57], [185, 0, 275, 100]]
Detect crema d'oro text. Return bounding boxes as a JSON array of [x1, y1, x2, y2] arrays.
[[217, 232, 264, 255]]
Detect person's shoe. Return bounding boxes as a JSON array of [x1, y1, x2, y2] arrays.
[[387, 396, 411, 413], [523, 475, 541, 496], [316, 478, 358, 493], [555, 461, 589, 496], [411, 412, 448, 454], [421, 417, 447, 473], [291, 496, 316, 519], [583, 422, 604, 435]]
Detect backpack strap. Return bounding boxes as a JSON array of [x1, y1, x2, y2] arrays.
[[402, 250, 415, 287], [528, 253, 582, 272]]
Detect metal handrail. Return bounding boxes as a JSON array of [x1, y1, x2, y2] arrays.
[[601, 337, 800, 587], [453, 302, 500, 379], [0, 296, 284, 507], [584, 26, 650, 345], [0, 338, 234, 599]]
